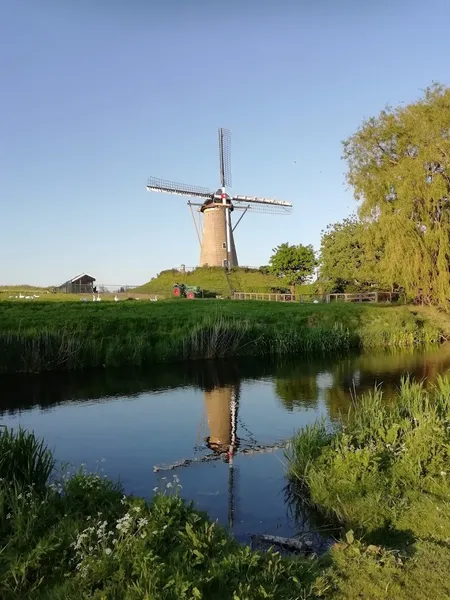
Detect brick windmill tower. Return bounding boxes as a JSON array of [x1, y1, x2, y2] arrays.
[[146, 128, 293, 269]]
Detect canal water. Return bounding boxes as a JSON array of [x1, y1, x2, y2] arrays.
[[1, 344, 450, 548]]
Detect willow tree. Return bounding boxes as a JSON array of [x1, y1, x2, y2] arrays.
[[343, 83, 450, 307]]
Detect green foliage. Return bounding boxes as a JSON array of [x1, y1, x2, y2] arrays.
[[288, 375, 450, 599], [342, 82, 450, 308], [0, 301, 445, 373], [269, 243, 317, 290], [0, 431, 313, 600], [286, 420, 332, 481], [288, 375, 450, 532], [319, 216, 384, 292]]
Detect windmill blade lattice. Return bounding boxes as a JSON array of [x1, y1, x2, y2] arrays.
[[218, 128, 232, 188], [231, 194, 292, 208], [233, 202, 292, 215], [147, 177, 213, 200]]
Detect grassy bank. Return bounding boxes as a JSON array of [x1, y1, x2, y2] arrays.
[[0, 301, 447, 374], [0, 427, 315, 600], [287, 377, 450, 599], [4, 375, 450, 599], [134, 266, 294, 296]]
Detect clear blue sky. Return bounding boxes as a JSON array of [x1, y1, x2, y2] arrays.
[[1, 0, 449, 286]]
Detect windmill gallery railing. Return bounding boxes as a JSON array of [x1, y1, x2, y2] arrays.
[[232, 291, 405, 304]]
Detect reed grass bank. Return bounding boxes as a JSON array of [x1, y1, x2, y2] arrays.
[[0, 301, 446, 373], [287, 376, 450, 599]]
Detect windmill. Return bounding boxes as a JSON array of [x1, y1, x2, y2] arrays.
[[146, 128, 293, 269]]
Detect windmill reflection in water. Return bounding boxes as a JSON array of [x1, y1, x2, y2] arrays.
[[202, 383, 241, 530]]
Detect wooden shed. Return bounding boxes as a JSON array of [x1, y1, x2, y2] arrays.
[[59, 273, 96, 294]]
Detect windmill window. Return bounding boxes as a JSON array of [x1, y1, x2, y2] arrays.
[[222, 242, 226, 249]]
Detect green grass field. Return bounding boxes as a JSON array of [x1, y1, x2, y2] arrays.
[[0, 299, 447, 374]]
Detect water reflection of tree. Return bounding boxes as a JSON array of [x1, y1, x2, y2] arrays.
[[324, 344, 450, 421], [0, 357, 275, 415], [268, 345, 450, 422], [275, 375, 319, 411], [3, 344, 450, 418]]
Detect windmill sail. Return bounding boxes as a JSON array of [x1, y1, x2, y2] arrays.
[[231, 194, 292, 208], [218, 128, 232, 189], [147, 177, 213, 200]]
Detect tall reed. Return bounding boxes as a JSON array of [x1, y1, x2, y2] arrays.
[[0, 304, 444, 374], [0, 427, 55, 491]]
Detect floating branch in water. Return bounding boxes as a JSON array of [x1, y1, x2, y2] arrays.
[[250, 533, 310, 553], [153, 441, 290, 472]]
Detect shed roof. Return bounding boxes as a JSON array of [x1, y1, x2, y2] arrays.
[[70, 273, 96, 283]]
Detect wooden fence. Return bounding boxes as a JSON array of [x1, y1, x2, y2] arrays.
[[232, 292, 327, 303], [328, 292, 404, 303], [232, 291, 404, 304]]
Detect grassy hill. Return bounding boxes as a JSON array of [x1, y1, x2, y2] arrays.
[[134, 266, 300, 297]]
